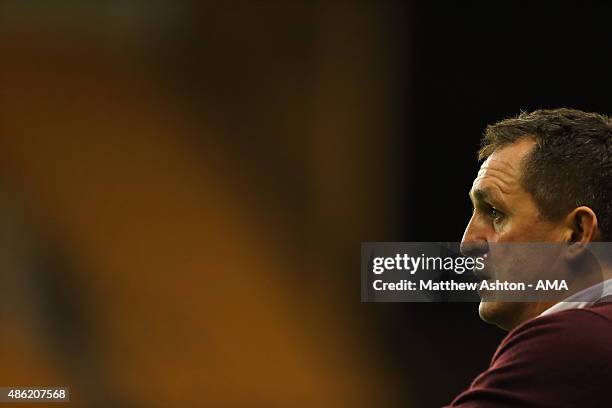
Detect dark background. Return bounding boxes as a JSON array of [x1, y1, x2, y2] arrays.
[[390, 4, 612, 406], [1, 3, 611, 407]]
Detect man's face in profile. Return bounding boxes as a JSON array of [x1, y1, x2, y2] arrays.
[[462, 138, 568, 330]]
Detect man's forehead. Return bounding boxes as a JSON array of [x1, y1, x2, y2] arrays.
[[471, 139, 536, 197], [471, 159, 521, 198], [478, 157, 519, 177], [475, 155, 521, 184], [479, 138, 536, 176]]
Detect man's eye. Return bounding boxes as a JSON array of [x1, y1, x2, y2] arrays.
[[489, 207, 504, 223]]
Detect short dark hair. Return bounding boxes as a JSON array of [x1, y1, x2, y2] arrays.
[[479, 108, 612, 241]]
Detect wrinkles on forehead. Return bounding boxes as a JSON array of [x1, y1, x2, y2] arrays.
[[474, 157, 522, 196], [469, 138, 536, 209]]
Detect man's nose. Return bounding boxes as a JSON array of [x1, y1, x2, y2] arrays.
[[460, 216, 489, 257]]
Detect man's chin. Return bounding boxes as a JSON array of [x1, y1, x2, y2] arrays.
[[478, 301, 526, 331]]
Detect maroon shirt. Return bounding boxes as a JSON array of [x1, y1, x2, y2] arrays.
[[446, 301, 612, 407]]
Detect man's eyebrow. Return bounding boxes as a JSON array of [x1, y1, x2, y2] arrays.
[[469, 188, 503, 206]]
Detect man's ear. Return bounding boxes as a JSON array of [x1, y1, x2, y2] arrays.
[[564, 206, 599, 259]]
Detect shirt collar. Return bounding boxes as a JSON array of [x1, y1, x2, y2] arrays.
[[540, 278, 612, 317]]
